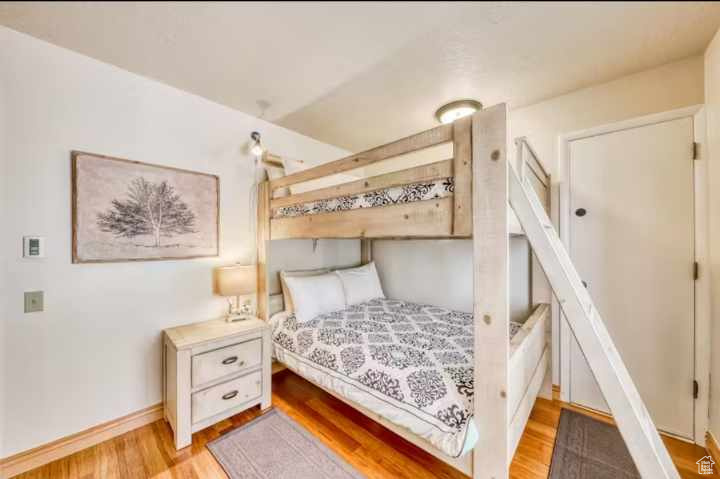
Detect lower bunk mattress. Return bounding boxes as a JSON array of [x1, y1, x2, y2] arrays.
[[270, 298, 547, 458]]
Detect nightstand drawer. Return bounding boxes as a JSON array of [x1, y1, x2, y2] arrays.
[[192, 338, 261, 387], [191, 370, 262, 423]]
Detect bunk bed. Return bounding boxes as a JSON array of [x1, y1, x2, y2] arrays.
[[255, 104, 551, 478]]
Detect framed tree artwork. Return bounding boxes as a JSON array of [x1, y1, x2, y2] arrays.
[[71, 151, 219, 263]]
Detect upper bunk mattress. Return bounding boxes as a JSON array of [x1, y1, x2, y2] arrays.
[[270, 298, 530, 458], [275, 177, 454, 218], [272, 175, 526, 234]]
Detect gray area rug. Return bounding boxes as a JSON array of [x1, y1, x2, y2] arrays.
[[207, 408, 365, 479], [549, 408, 641, 479]]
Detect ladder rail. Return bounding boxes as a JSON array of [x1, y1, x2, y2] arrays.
[[508, 165, 679, 479]]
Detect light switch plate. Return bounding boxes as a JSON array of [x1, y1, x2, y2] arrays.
[[24, 291, 44, 313], [23, 236, 45, 258]]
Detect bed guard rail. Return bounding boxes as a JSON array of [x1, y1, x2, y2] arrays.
[[515, 137, 550, 188]]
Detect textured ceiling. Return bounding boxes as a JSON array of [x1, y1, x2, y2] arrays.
[[2, 2, 719, 151]]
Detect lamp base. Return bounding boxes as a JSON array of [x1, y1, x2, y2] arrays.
[[225, 313, 254, 323], [225, 298, 255, 322]]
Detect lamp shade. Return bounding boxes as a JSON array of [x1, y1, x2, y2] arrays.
[[214, 264, 256, 297]]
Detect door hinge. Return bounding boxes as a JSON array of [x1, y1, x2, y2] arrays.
[[694, 262, 699, 280], [694, 380, 699, 399], [693, 142, 699, 160]]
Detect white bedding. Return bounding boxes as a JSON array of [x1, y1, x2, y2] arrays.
[[270, 298, 547, 458]]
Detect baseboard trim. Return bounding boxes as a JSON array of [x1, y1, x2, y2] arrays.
[[706, 431, 720, 464], [0, 403, 163, 478], [552, 384, 560, 401]]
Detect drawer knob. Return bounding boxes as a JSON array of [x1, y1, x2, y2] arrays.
[[222, 356, 238, 365], [222, 390, 239, 400]]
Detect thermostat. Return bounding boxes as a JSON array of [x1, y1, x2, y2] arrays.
[[23, 236, 45, 258]]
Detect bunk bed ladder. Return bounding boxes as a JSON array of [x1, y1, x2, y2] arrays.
[[508, 166, 680, 479]]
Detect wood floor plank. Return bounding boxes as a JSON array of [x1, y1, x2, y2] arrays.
[[10, 370, 716, 478]]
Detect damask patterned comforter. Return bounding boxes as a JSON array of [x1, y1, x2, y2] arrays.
[[274, 177, 454, 218], [270, 298, 524, 458]]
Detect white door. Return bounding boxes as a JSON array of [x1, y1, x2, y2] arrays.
[[567, 117, 695, 440]]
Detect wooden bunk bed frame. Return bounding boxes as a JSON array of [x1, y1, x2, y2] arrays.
[[256, 104, 546, 477], [255, 103, 679, 478]]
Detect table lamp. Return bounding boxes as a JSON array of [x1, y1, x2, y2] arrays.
[[214, 264, 256, 322]]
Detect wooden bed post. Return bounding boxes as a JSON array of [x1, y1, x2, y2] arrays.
[[256, 181, 270, 321], [453, 115, 473, 236], [471, 104, 510, 479]]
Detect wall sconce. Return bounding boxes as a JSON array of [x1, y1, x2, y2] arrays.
[[250, 131, 264, 156]]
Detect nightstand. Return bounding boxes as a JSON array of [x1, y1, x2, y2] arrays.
[[163, 317, 271, 449]]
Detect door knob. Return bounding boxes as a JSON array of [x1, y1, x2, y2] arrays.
[[575, 208, 587, 217], [581, 280, 588, 288]]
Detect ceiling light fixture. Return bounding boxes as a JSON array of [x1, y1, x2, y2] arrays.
[[434, 99, 483, 124], [250, 131, 264, 156]]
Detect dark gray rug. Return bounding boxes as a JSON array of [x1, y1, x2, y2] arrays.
[[207, 408, 365, 479], [549, 408, 640, 479]]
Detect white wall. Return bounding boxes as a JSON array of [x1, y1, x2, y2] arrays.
[[373, 238, 531, 322], [0, 26, 350, 457], [510, 54, 704, 178], [510, 54, 705, 386], [704, 28, 720, 441]]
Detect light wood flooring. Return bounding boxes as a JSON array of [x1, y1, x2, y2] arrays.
[[13, 369, 715, 478]]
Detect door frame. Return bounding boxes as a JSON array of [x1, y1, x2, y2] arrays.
[[556, 105, 710, 445]]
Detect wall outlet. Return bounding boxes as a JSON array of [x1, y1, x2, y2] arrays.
[[24, 291, 44, 313]]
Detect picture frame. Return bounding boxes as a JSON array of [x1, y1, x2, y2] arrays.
[[71, 151, 220, 263]]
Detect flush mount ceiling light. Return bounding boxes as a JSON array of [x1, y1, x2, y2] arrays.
[[434, 99, 483, 124], [250, 131, 264, 156]]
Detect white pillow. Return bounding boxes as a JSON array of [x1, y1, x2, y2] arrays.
[[334, 262, 385, 306], [279, 268, 329, 313], [283, 273, 346, 322]]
